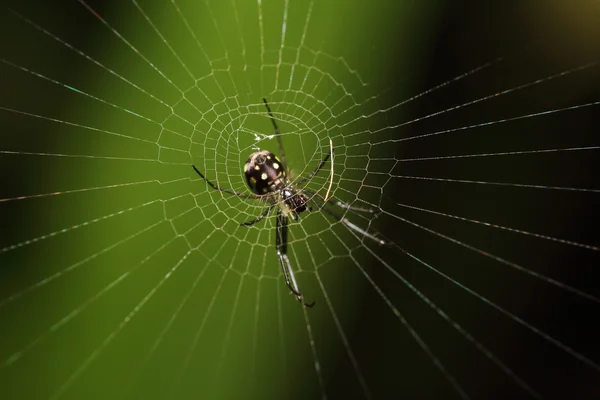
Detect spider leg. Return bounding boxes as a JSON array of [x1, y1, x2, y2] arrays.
[[263, 98, 288, 171], [332, 200, 377, 214], [295, 150, 332, 186], [240, 204, 275, 226], [192, 165, 258, 199], [307, 198, 386, 245], [304, 188, 377, 214], [276, 208, 315, 307]]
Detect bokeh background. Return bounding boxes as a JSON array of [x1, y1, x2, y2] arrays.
[[1, 1, 599, 399]]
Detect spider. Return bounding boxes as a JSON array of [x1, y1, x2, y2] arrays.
[[192, 99, 385, 307]]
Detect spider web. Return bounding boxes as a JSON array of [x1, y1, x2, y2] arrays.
[[1, 1, 599, 399]]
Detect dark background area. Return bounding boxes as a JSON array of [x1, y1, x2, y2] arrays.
[[345, 2, 600, 399]]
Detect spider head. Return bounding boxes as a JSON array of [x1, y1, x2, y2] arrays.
[[243, 150, 286, 195], [281, 188, 309, 213]]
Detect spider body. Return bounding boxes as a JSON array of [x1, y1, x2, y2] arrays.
[[244, 150, 310, 215], [280, 187, 310, 214], [192, 98, 384, 307], [244, 150, 285, 194]]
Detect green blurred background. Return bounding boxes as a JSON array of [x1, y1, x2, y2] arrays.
[[1, 1, 599, 399]]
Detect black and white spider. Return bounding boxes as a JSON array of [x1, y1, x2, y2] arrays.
[[192, 99, 384, 307]]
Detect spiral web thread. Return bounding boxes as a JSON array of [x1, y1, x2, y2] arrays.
[[0, 1, 599, 399]]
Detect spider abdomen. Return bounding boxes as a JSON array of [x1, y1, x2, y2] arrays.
[[244, 150, 286, 195]]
